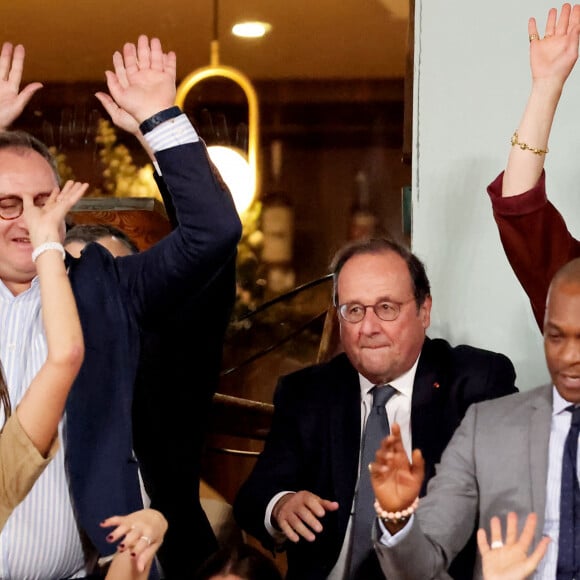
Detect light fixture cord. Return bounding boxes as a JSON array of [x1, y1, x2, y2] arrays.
[[213, 0, 219, 43]]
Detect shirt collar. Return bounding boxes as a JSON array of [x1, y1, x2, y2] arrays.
[[359, 354, 420, 399], [552, 385, 576, 415]]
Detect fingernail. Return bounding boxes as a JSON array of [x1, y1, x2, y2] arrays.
[[107, 534, 114, 541]]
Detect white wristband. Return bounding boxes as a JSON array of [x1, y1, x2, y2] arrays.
[[31, 242, 66, 263]]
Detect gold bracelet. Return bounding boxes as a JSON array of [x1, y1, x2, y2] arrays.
[[510, 131, 548, 156]]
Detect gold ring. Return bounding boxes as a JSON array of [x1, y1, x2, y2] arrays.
[[529, 33, 539, 42], [139, 535, 152, 546]]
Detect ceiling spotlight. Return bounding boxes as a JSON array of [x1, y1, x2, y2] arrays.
[[232, 21, 272, 39]]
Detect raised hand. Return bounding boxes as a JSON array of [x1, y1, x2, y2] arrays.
[[272, 491, 339, 543], [101, 508, 168, 575], [0, 42, 43, 130], [477, 512, 550, 580], [528, 3, 580, 85], [97, 35, 177, 127], [23, 181, 89, 248], [369, 423, 424, 531]]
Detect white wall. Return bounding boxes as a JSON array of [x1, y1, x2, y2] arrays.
[[412, 0, 580, 390]]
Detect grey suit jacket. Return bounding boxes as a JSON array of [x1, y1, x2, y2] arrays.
[[374, 384, 553, 580]]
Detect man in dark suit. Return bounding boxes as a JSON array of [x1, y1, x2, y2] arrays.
[[233, 237, 517, 580], [131, 188, 237, 577], [65, 220, 237, 578], [0, 39, 241, 578]]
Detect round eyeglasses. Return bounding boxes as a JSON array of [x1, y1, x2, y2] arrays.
[[338, 298, 416, 323], [0, 193, 52, 220]]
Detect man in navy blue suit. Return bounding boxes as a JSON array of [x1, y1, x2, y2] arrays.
[[234, 237, 517, 580], [0, 39, 241, 578]]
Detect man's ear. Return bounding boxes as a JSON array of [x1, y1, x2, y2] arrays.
[[420, 295, 432, 329]]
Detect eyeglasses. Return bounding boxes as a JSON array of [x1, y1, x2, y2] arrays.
[[0, 193, 52, 220], [338, 298, 416, 323]]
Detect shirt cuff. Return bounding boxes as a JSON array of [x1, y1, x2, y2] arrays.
[[144, 114, 199, 153], [377, 513, 415, 546], [265, 491, 294, 541]]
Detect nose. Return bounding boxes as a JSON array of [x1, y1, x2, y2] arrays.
[[560, 339, 580, 366], [358, 305, 383, 334]]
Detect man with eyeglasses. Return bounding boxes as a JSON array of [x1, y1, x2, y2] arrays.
[[234, 237, 517, 580]]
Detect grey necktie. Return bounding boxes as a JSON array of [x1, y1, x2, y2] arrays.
[[348, 384, 397, 579]]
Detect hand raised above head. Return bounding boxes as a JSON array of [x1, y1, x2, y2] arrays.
[[0, 42, 43, 130], [369, 423, 424, 529], [101, 35, 177, 127], [528, 3, 580, 85]]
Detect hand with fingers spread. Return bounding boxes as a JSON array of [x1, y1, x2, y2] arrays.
[[272, 491, 339, 543], [102, 508, 168, 579], [95, 35, 177, 128], [477, 512, 550, 580], [0, 42, 43, 130], [501, 4, 580, 199], [369, 423, 424, 533], [528, 3, 580, 85], [22, 180, 89, 249]]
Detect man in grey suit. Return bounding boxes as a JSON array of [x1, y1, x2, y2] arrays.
[[370, 256, 580, 579]]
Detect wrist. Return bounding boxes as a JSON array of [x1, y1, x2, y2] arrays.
[[374, 496, 419, 526], [272, 493, 293, 527], [139, 106, 182, 134], [32, 241, 66, 262]]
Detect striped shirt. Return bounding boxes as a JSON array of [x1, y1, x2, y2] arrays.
[[0, 279, 88, 579], [535, 387, 580, 579], [0, 113, 199, 578]]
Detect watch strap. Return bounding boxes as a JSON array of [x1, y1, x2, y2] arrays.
[[139, 106, 182, 134]]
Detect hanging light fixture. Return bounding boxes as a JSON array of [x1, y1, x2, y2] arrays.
[[175, 0, 260, 216]]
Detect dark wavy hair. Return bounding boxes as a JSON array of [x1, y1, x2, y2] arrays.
[[194, 544, 282, 580], [0, 365, 12, 426]]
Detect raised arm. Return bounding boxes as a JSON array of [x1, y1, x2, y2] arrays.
[[0, 42, 43, 130], [502, 3, 580, 196], [16, 180, 87, 455]]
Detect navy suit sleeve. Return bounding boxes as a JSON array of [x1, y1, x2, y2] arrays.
[[233, 375, 304, 551], [115, 141, 242, 322]]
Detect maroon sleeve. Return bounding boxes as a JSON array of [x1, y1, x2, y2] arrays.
[[487, 170, 580, 329]]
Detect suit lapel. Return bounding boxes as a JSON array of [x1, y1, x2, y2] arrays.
[[410, 338, 451, 488], [528, 384, 553, 541]]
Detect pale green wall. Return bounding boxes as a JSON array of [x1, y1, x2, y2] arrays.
[[412, 0, 580, 390]]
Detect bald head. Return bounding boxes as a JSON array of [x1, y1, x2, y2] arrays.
[[550, 257, 580, 291]]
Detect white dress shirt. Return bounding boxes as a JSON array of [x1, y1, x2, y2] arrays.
[[264, 356, 420, 580], [534, 387, 579, 579]]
